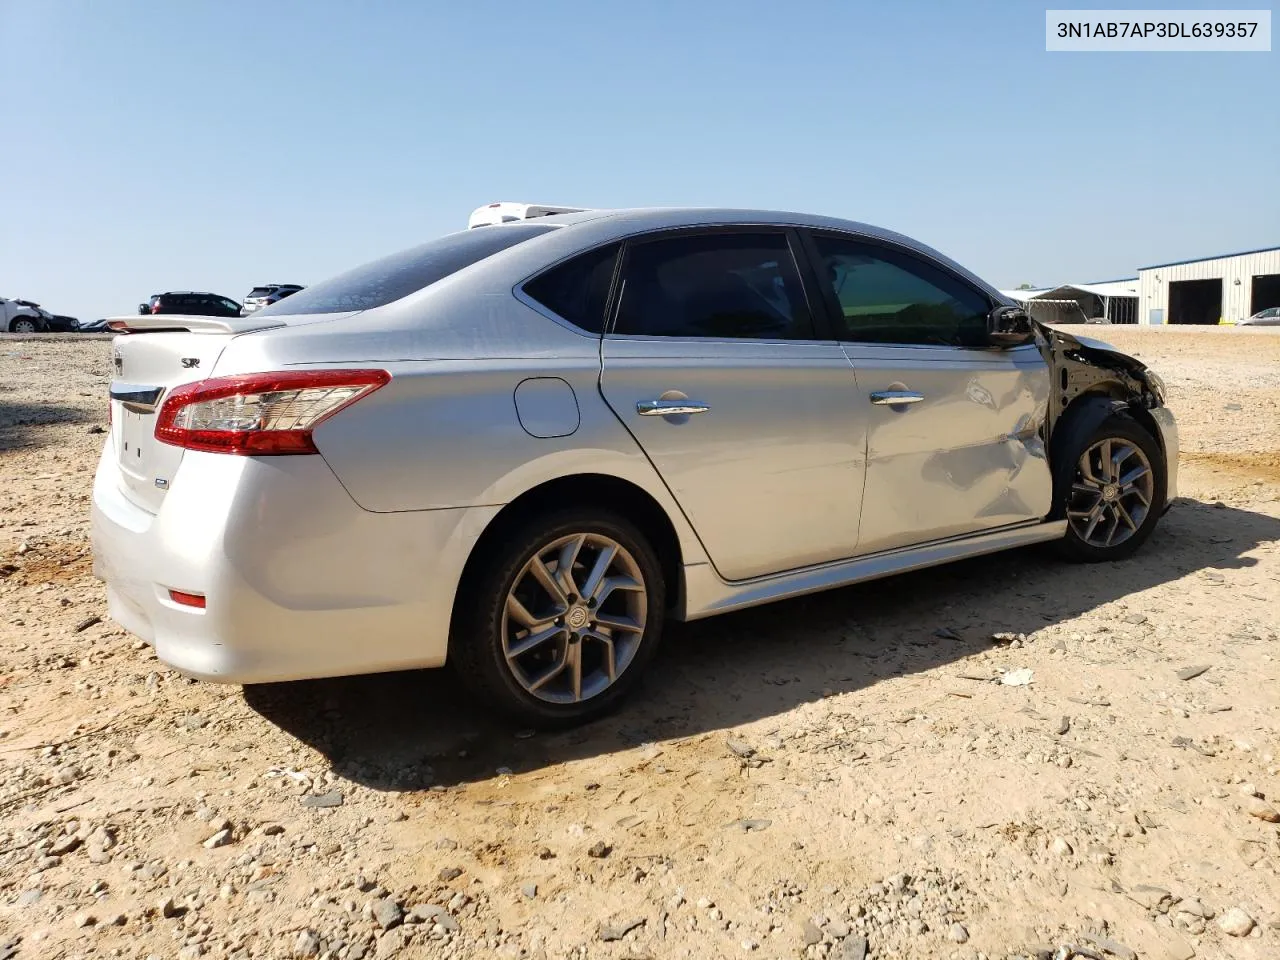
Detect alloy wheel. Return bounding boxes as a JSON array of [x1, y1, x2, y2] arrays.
[[1067, 437, 1155, 548], [501, 533, 647, 704]]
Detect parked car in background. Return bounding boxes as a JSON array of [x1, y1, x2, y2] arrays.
[[140, 292, 243, 318], [93, 204, 1178, 726], [1239, 306, 1280, 327], [469, 202, 588, 228], [1, 297, 52, 332], [45, 314, 80, 332], [240, 284, 304, 315]]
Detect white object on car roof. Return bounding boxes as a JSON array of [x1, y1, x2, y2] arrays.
[[467, 201, 590, 229]]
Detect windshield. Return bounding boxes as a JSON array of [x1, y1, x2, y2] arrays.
[[260, 224, 555, 316]]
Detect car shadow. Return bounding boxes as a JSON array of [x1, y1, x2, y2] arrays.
[[0, 397, 96, 452], [243, 496, 1280, 792]]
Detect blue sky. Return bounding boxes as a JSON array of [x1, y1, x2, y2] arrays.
[[1, 0, 1275, 319]]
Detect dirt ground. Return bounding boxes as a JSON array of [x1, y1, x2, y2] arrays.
[[1, 327, 1278, 960]]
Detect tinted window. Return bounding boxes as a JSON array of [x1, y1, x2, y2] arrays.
[[613, 232, 814, 339], [261, 224, 555, 316], [522, 243, 620, 333], [246, 287, 274, 298], [811, 234, 992, 347]]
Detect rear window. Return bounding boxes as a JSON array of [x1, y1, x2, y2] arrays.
[[246, 287, 274, 298], [260, 224, 555, 316]]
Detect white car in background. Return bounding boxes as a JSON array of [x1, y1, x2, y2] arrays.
[[1, 297, 53, 333], [468, 201, 588, 228], [240, 284, 305, 316]]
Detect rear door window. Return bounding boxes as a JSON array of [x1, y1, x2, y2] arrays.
[[612, 231, 815, 340], [261, 224, 555, 316]]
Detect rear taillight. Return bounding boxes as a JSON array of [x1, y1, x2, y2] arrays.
[[150, 304, 161, 314], [154, 369, 390, 456]]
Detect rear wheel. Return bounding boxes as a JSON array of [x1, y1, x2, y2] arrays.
[[11, 318, 38, 334], [1057, 416, 1165, 562], [450, 508, 665, 727]]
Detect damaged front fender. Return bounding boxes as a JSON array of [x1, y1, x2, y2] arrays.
[[1035, 322, 1177, 515], [1037, 324, 1163, 438]]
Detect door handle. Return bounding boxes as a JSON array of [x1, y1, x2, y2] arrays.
[[870, 390, 925, 406], [637, 399, 710, 416]]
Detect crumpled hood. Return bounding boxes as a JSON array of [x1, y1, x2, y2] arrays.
[[1066, 332, 1118, 353], [1039, 323, 1150, 378]]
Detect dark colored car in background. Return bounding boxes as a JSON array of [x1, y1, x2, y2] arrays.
[[139, 292, 243, 318], [46, 314, 80, 332]]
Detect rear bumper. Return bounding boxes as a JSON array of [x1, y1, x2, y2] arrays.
[[91, 442, 498, 684], [1150, 405, 1179, 510]]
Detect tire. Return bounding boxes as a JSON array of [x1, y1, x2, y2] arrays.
[[11, 318, 38, 334], [1055, 415, 1166, 563], [449, 508, 666, 727]]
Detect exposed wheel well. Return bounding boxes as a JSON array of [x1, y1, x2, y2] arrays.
[[452, 474, 685, 629], [1060, 388, 1166, 458], [1049, 391, 1167, 521]]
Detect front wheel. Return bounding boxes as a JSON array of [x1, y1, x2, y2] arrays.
[[11, 318, 38, 334], [450, 509, 666, 727], [1057, 416, 1166, 562]]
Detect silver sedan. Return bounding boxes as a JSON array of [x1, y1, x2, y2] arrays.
[[91, 206, 1178, 725], [1239, 306, 1280, 326]]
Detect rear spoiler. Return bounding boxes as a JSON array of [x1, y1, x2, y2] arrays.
[[105, 314, 287, 335]]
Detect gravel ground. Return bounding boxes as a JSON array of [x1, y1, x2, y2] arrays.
[[1, 327, 1278, 960]]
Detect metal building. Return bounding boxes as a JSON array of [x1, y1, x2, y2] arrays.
[[1000, 279, 1139, 325], [1137, 245, 1280, 325]]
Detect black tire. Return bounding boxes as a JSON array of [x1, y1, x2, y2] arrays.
[[1055, 415, 1166, 563], [11, 318, 38, 334], [449, 508, 666, 728]]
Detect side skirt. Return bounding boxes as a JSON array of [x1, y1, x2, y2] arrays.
[[678, 520, 1067, 620]]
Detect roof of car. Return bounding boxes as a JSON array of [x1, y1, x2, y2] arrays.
[[492, 206, 986, 296], [494, 206, 932, 253]]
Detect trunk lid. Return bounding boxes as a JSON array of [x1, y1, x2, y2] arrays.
[[107, 316, 277, 513]]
